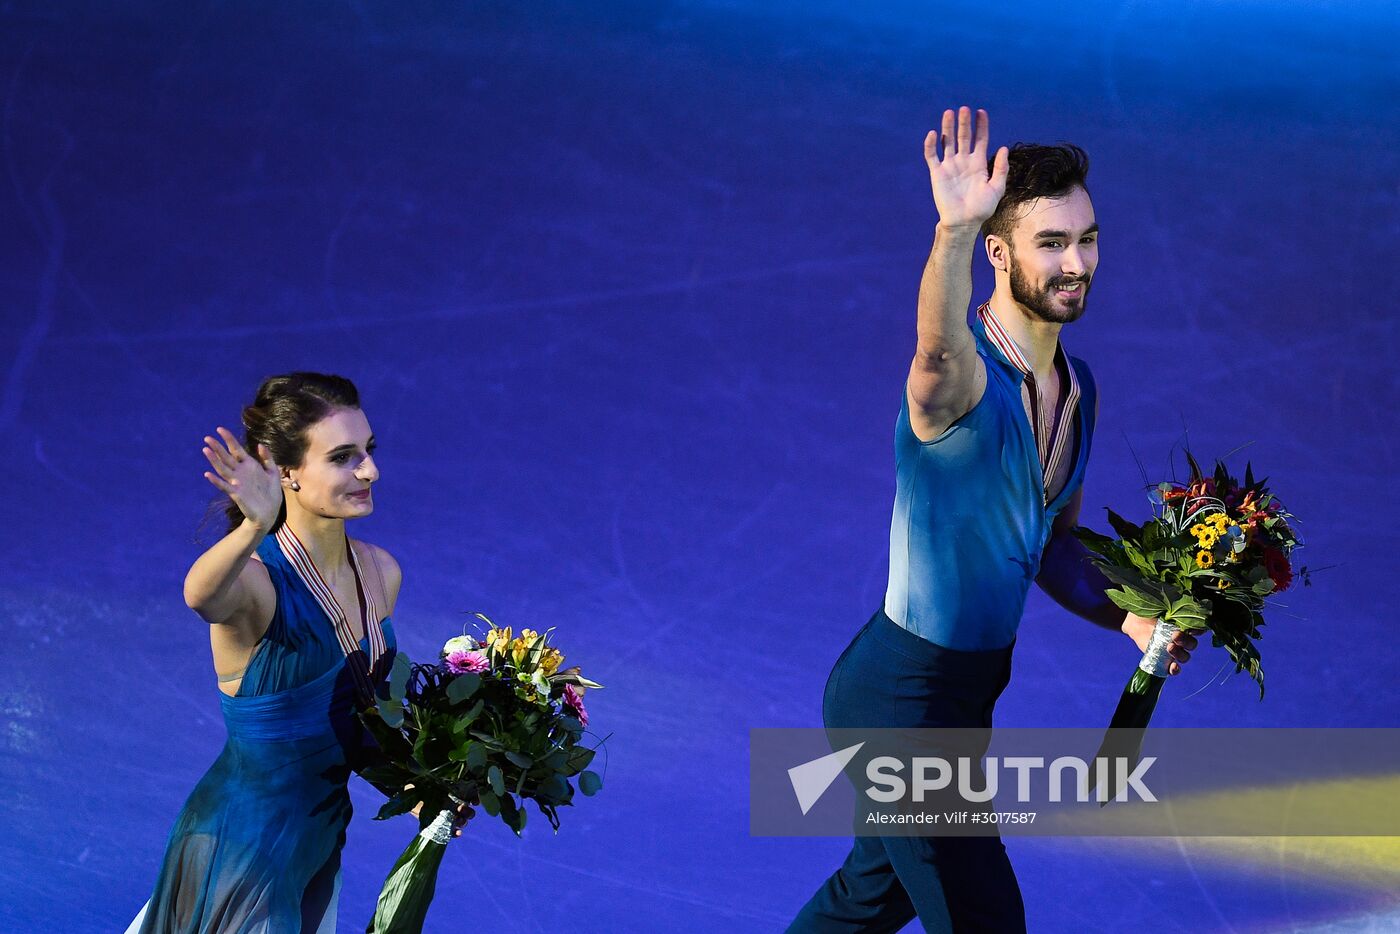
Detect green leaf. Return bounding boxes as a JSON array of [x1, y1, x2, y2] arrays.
[[504, 751, 533, 769], [488, 765, 505, 796], [1164, 595, 1209, 628], [1072, 526, 1115, 549], [579, 770, 603, 796], [1105, 509, 1143, 544], [1104, 588, 1165, 619], [374, 790, 419, 821], [1094, 562, 1155, 596], [456, 699, 485, 729], [466, 743, 487, 771], [375, 699, 405, 729], [536, 773, 570, 803], [388, 652, 413, 705], [566, 746, 597, 773], [479, 789, 500, 817], [359, 764, 413, 789], [446, 673, 481, 704], [1185, 450, 1204, 482]]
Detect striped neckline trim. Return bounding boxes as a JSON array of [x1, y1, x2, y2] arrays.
[[977, 301, 1081, 506], [274, 523, 386, 705]]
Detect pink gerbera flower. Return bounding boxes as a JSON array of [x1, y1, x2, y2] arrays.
[[563, 683, 589, 728], [445, 650, 489, 675]]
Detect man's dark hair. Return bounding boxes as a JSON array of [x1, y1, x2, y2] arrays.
[[980, 143, 1091, 246]]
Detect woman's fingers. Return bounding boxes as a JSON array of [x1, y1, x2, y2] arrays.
[[216, 427, 248, 460], [203, 471, 234, 494], [203, 434, 230, 463], [203, 445, 235, 479]]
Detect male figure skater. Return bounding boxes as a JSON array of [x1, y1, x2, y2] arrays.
[[786, 107, 1199, 932]]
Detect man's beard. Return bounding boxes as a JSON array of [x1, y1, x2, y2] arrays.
[[1009, 253, 1090, 324]]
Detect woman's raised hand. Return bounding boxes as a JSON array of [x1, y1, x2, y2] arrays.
[[923, 106, 1010, 230], [202, 427, 283, 531]]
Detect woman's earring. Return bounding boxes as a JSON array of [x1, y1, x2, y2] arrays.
[[290, 480, 301, 491]]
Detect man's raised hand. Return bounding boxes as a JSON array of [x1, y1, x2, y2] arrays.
[[923, 106, 1010, 230]]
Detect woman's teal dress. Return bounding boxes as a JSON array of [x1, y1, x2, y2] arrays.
[[126, 528, 396, 933]]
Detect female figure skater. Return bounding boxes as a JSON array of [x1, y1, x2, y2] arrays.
[[126, 372, 464, 932]]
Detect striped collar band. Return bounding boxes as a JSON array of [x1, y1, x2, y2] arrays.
[[976, 301, 1081, 506]]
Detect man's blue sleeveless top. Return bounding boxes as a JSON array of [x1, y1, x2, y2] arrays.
[[883, 313, 1097, 650]]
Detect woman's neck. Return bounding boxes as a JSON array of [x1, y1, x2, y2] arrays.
[[283, 508, 348, 573]]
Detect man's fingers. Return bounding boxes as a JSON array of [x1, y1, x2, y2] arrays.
[[973, 107, 988, 153], [956, 105, 973, 153], [990, 145, 1009, 184], [941, 109, 955, 160], [924, 129, 940, 163]]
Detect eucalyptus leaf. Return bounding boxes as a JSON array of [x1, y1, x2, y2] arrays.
[[466, 743, 487, 771], [446, 673, 481, 704], [579, 770, 603, 796], [376, 699, 405, 729], [388, 652, 413, 705]]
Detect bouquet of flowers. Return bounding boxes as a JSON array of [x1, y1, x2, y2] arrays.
[[357, 615, 604, 932], [1073, 453, 1308, 800]]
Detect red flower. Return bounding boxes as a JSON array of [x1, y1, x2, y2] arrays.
[[1187, 477, 1217, 500], [1162, 487, 1187, 502], [1263, 547, 1293, 592]]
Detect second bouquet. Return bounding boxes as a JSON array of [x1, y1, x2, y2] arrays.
[[357, 617, 605, 933]]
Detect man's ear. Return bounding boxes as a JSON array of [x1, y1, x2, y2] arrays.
[[985, 234, 1010, 273]]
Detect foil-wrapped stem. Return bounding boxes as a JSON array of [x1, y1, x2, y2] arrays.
[[1137, 618, 1181, 679], [418, 809, 455, 845]]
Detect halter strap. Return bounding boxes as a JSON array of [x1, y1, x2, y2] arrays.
[[274, 523, 387, 708]]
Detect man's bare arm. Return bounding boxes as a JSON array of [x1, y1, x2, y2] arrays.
[[907, 106, 1008, 441]]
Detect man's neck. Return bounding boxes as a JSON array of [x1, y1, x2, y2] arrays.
[[988, 290, 1063, 381]]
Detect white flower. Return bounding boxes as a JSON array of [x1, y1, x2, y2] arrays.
[[441, 634, 480, 657]]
